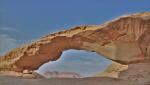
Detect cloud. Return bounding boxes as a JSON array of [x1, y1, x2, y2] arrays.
[[0, 34, 18, 55], [0, 26, 19, 32]]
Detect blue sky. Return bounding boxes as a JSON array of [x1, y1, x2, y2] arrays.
[[37, 50, 112, 77], [0, 0, 150, 76]]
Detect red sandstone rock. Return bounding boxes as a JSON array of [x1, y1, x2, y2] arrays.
[[0, 12, 150, 74]]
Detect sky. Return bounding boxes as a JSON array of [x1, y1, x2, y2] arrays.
[[37, 49, 112, 77], [0, 0, 150, 76]]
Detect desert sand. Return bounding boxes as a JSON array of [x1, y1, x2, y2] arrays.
[[0, 76, 142, 85]]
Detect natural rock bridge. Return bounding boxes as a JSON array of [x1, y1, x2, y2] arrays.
[[0, 12, 150, 78]]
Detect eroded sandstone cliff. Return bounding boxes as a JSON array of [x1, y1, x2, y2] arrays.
[[0, 12, 150, 77], [94, 61, 128, 78]]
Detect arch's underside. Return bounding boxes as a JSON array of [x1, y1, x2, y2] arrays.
[[0, 12, 150, 74]]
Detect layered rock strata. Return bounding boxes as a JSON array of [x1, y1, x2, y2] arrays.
[[0, 12, 150, 78]]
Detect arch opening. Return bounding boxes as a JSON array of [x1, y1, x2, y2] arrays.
[[36, 49, 112, 78]]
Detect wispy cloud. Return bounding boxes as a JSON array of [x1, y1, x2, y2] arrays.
[[0, 26, 19, 32], [0, 34, 18, 55]]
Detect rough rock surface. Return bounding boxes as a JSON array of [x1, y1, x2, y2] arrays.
[[0, 12, 150, 82], [119, 61, 150, 84], [94, 62, 128, 78]]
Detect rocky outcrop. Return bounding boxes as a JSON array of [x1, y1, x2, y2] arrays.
[[0, 12, 150, 75], [119, 61, 150, 84], [43, 71, 81, 78], [0, 71, 44, 79], [94, 62, 128, 78]]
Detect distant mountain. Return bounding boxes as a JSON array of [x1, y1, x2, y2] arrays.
[[43, 71, 82, 78]]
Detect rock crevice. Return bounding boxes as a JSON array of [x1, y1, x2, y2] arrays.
[[0, 12, 150, 74]]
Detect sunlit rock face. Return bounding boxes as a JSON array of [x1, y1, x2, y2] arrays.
[[94, 62, 128, 78], [0, 12, 150, 74]]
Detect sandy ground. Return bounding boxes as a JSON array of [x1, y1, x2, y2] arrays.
[[0, 75, 145, 85], [0, 62, 150, 85]]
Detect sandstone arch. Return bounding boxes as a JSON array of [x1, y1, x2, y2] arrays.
[[0, 12, 150, 74]]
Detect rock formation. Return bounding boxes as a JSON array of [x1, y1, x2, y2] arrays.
[[94, 61, 128, 78], [0, 12, 150, 80], [119, 61, 150, 84]]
